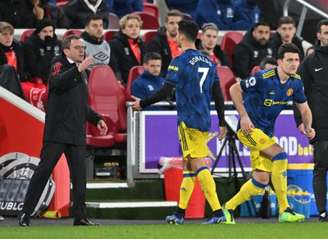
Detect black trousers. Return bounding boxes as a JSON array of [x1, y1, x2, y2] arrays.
[[313, 141, 328, 213], [22, 142, 87, 219]]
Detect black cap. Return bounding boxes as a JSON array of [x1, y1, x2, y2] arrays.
[[35, 19, 55, 34]]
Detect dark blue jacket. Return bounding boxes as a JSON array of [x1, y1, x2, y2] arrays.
[[107, 0, 143, 18], [233, 0, 261, 30], [131, 71, 164, 102], [195, 0, 235, 30]]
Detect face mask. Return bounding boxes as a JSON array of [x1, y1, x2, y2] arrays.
[[44, 36, 52, 43]]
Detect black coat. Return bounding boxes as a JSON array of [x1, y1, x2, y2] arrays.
[[294, 46, 328, 142], [63, 0, 109, 29], [23, 33, 62, 83], [109, 31, 146, 84], [232, 31, 274, 78], [0, 40, 26, 81], [270, 32, 304, 60], [44, 55, 101, 145], [146, 28, 172, 76]]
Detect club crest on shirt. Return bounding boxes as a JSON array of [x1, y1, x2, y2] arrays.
[[286, 88, 293, 96]]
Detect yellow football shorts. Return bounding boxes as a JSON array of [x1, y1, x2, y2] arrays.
[[237, 128, 276, 172], [178, 122, 213, 160]]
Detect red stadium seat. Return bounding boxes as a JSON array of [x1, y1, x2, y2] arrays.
[[108, 12, 120, 29], [217, 66, 236, 101], [250, 65, 261, 76], [63, 29, 82, 39], [126, 65, 144, 100], [141, 30, 157, 44], [56, 0, 69, 7], [134, 12, 159, 29], [144, 3, 159, 19], [87, 65, 127, 147], [104, 30, 118, 42], [20, 29, 35, 43], [220, 31, 244, 66]]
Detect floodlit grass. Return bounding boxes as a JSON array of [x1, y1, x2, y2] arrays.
[[0, 223, 327, 239]]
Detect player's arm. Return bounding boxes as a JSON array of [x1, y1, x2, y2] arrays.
[[139, 83, 174, 108], [229, 82, 254, 134], [212, 81, 227, 139], [295, 102, 315, 140]]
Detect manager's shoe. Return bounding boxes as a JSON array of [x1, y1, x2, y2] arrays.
[[18, 213, 30, 227], [73, 218, 99, 226]]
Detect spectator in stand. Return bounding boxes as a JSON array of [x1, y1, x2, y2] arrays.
[[23, 19, 61, 84], [196, 22, 230, 66], [233, 0, 261, 30], [195, 0, 235, 31], [131, 52, 165, 106], [81, 14, 111, 67], [147, 9, 183, 76], [271, 16, 304, 60], [106, 0, 144, 18], [165, 0, 198, 19], [109, 13, 145, 84], [0, 0, 68, 28], [0, 22, 25, 99], [63, 0, 109, 29], [232, 21, 274, 79]]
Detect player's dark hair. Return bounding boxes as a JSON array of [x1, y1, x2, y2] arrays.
[[277, 43, 300, 59], [178, 19, 199, 42], [259, 57, 277, 69], [143, 52, 162, 64]]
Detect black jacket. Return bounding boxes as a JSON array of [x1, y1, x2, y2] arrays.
[[232, 31, 274, 78], [195, 38, 230, 67], [270, 32, 304, 60], [146, 28, 172, 76], [0, 40, 26, 81], [44, 55, 101, 145], [63, 0, 109, 29], [294, 46, 328, 142], [43, 3, 70, 29], [109, 31, 146, 84], [23, 33, 62, 83]]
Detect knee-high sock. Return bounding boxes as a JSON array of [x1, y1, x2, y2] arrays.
[[271, 152, 289, 214], [225, 178, 266, 210], [178, 171, 195, 210], [196, 166, 221, 211]]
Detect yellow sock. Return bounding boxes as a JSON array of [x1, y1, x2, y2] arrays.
[[271, 157, 289, 214], [196, 167, 221, 211], [178, 171, 195, 209], [225, 178, 266, 210]]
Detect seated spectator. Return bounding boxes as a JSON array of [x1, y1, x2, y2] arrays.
[[165, 0, 198, 19], [110, 13, 145, 84], [0, 22, 25, 98], [232, 21, 274, 79], [195, 0, 235, 31], [23, 19, 61, 84], [196, 22, 230, 66], [81, 14, 111, 67], [106, 0, 144, 18], [233, 0, 261, 30], [63, 0, 109, 29], [147, 9, 183, 76], [131, 52, 164, 104], [270, 16, 304, 60], [0, 0, 68, 29]]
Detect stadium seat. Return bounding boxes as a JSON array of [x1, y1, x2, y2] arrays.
[[220, 31, 244, 66], [108, 12, 120, 29], [144, 3, 159, 19], [141, 30, 157, 44], [56, 0, 69, 7], [87, 65, 127, 147], [20, 29, 35, 43], [217, 66, 236, 101], [126, 65, 144, 100], [134, 12, 159, 29], [62, 29, 82, 39], [104, 30, 118, 42], [251, 65, 261, 76]]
